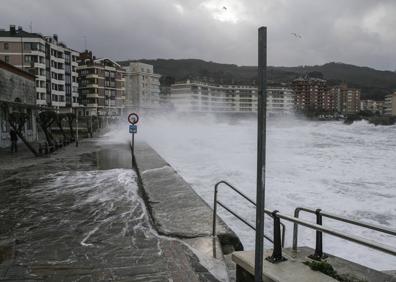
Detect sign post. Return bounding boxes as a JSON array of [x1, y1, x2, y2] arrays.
[[255, 26, 267, 282], [128, 113, 139, 155]]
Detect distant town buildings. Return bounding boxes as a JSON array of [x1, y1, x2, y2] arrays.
[[330, 84, 361, 115], [170, 80, 257, 112], [0, 24, 392, 121], [0, 25, 79, 111], [292, 77, 333, 113], [384, 92, 396, 116], [170, 80, 294, 114], [159, 85, 172, 108], [123, 62, 161, 110], [360, 99, 384, 115], [77, 50, 125, 117], [0, 60, 37, 148], [267, 87, 295, 115], [292, 78, 362, 115]]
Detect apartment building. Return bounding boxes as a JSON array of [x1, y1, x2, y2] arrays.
[[170, 80, 256, 112], [267, 87, 295, 115], [77, 50, 125, 117], [330, 84, 361, 114], [123, 62, 161, 110], [0, 25, 79, 111], [292, 77, 333, 112], [170, 80, 294, 114], [384, 92, 396, 116], [360, 99, 384, 115]]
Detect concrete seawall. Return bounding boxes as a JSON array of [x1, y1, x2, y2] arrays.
[[133, 142, 242, 250], [132, 141, 243, 280]]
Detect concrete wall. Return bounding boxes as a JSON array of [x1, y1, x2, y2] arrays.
[[0, 65, 37, 148]]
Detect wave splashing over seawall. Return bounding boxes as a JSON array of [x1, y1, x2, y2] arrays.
[[140, 113, 396, 270]]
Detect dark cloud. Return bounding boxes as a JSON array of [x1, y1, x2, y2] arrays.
[[1, 0, 395, 70]]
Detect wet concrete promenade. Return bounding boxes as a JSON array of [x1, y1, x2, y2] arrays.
[[0, 136, 220, 281]]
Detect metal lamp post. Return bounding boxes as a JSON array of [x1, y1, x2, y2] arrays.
[[254, 26, 267, 282]]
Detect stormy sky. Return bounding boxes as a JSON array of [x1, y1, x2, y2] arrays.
[[1, 0, 396, 70]]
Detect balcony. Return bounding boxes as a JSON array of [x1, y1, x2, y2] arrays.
[[82, 84, 99, 88], [86, 93, 100, 98]]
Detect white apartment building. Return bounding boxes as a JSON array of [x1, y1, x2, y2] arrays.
[[170, 80, 295, 114], [360, 99, 384, 115], [0, 25, 79, 111], [384, 93, 396, 116], [267, 87, 295, 114], [123, 62, 161, 110]]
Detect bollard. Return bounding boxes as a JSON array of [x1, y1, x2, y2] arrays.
[[309, 209, 328, 260], [266, 211, 287, 263]]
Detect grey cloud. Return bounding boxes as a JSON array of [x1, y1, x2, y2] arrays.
[[1, 0, 395, 70]]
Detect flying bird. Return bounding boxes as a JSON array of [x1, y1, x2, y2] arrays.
[[223, 6, 227, 10], [291, 32, 302, 39]]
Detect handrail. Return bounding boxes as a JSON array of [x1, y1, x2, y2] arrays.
[[268, 211, 396, 261], [212, 180, 285, 247], [213, 181, 396, 264], [292, 207, 396, 256]]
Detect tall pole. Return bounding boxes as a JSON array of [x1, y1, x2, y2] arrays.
[[255, 26, 267, 282]]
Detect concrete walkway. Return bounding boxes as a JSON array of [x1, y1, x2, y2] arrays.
[[0, 137, 223, 281]]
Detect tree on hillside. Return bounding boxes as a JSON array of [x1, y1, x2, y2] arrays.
[[308, 71, 324, 79]]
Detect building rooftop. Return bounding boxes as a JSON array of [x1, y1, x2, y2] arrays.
[[0, 25, 78, 52], [0, 25, 43, 39]]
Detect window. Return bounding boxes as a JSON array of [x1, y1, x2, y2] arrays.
[[4, 56, 9, 63], [4, 43, 9, 50]]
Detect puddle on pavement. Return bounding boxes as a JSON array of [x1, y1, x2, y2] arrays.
[[95, 145, 132, 170]]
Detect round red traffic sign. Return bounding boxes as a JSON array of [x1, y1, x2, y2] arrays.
[[128, 113, 139, 124]]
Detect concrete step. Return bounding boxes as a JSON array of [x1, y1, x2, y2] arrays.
[[232, 250, 337, 282], [232, 247, 396, 282]]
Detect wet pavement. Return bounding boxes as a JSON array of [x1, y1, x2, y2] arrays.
[[0, 138, 219, 281]]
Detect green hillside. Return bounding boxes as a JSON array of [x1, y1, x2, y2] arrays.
[[118, 59, 396, 100]]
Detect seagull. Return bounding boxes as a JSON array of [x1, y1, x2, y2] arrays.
[[291, 32, 302, 39], [223, 6, 227, 10]]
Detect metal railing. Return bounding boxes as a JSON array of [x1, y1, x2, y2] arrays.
[[212, 181, 396, 264], [212, 180, 285, 247], [267, 210, 396, 263], [292, 207, 396, 260]]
